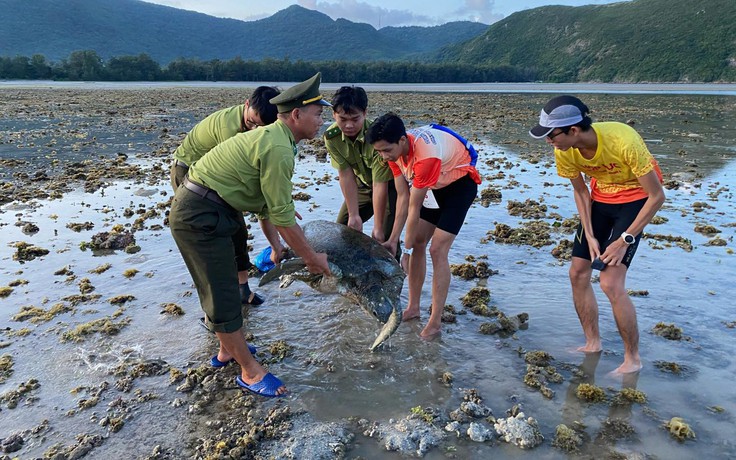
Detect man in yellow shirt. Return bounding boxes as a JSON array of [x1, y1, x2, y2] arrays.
[[530, 95, 665, 375], [169, 73, 332, 397]]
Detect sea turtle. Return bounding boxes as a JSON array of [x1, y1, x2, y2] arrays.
[[259, 220, 405, 351]]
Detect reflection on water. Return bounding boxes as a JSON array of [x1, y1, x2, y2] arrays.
[[1, 99, 735, 457]]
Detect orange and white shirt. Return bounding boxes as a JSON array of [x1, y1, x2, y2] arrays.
[[555, 122, 663, 204], [388, 125, 481, 189]]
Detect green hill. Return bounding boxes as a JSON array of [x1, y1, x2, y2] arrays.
[[436, 0, 736, 82], [380, 22, 490, 55], [0, 0, 488, 63]]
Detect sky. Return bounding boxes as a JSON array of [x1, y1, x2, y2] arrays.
[[144, 0, 625, 28]]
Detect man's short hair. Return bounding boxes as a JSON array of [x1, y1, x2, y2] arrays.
[[331, 86, 368, 114], [249, 86, 280, 125], [365, 112, 406, 144], [366, 112, 406, 145]]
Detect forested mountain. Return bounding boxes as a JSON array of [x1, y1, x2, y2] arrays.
[[437, 0, 736, 82], [0, 0, 488, 63], [2, 0, 734, 82]]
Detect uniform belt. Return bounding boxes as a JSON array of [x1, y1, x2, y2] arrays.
[[183, 177, 231, 208], [174, 159, 189, 169]]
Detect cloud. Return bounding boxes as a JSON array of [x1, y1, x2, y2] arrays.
[[454, 0, 504, 24], [149, 0, 267, 21], [148, 0, 504, 27], [300, 0, 436, 28]]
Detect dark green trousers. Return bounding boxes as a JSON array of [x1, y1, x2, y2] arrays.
[[336, 180, 398, 243], [169, 185, 244, 333]]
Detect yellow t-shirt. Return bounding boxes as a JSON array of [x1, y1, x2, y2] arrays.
[[554, 122, 662, 204]]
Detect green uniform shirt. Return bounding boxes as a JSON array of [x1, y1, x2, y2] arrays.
[[324, 120, 393, 187], [173, 104, 245, 166], [188, 119, 298, 227]]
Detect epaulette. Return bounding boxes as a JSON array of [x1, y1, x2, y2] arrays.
[[324, 126, 342, 139]]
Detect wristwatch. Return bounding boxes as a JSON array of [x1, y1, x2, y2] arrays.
[[402, 247, 414, 256], [621, 232, 636, 245]]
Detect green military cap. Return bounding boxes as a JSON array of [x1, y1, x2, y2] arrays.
[[270, 72, 332, 113]]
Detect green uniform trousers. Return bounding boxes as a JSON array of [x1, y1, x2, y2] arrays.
[[336, 180, 397, 241], [169, 185, 244, 333], [335, 180, 400, 260]]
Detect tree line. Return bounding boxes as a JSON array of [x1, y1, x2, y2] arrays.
[[0, 51, 536, 83]]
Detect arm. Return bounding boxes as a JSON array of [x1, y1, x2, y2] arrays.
[[601, 170, 665, 266], [570, 174, 599, 260], [371, 180, 389, 242], [381, 175, 409, 255], [259, 218, 287, 264], [337, 167, 362, 232], [258, 143, 322, 268], [275, 223, 330, 275]]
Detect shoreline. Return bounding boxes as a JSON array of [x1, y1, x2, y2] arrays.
[[2, 80, 736, 95]]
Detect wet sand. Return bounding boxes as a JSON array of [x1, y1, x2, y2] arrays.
[[0, 87, 735, 459]]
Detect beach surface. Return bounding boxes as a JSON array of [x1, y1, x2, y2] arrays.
[[0, 86, 734, 458]]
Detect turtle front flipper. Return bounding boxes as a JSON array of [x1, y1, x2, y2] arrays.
[[259, 259, 343, 292], [259, 258, 306, 286]]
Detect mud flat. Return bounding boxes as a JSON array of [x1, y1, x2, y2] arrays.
[[0, 87, 734, 458]]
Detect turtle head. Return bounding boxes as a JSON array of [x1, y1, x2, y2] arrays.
[[362, 286, 402, 351], [369, 297, 402, 351]]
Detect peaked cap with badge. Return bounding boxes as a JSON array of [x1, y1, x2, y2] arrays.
[[270, 72, 332, 113]]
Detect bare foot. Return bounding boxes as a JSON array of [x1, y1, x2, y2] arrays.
[[419, 325, 441, 340], [402, 309, 420, 321], [576, 344, 603, 353], [609, 361, 642, 376]]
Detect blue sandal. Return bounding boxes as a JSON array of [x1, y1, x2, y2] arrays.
[[210, 344, 257, 368], [235, 373, 287, 398]]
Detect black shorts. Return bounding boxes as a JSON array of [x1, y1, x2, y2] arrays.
[[419, 174, 478, 235], [571, 198, 646, 268]]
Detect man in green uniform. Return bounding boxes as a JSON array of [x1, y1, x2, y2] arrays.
[[170, 86, 280, 306], [169, 73, 332, 397], [323, 86, 397, 245]]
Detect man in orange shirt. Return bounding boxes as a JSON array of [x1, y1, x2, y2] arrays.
[[367, 113, 480, 340], [530, 95, 665, 375]]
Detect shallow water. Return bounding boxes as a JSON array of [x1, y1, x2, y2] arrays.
[[1, 92, 735, 458]]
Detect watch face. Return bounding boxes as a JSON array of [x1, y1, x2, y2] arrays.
[[624, 234, 635, 244]]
